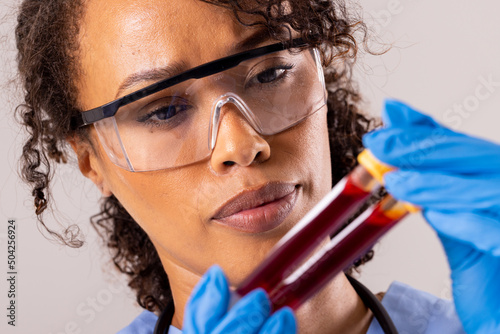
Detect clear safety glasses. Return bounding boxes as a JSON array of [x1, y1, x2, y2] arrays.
[[71, 39, 327, 172]]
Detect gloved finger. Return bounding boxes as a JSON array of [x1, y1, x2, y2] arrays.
[[258, 307, 297, 333], [438, 234, 500, 333], [363, 127, 500, 175], [425, 210, 500, 256], [212, 289, 271, 334], [381, 99, 442, 129], [384, 171, 500, 211], [183, 265, 230, 333]]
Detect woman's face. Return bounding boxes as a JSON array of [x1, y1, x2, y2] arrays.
[[76, 0, 332, 285]]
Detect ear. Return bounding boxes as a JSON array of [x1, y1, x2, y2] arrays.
[[67, 134, 113, 197]]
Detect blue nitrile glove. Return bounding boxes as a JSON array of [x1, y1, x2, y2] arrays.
[[363, 99, 500, 334], [182, 265, 297, 334]]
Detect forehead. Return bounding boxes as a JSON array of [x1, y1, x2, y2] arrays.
[[78, 0, 261, 109]]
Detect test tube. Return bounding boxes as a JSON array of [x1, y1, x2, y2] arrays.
[[236, 161, 381, 296], [268, 196, 409, 310]]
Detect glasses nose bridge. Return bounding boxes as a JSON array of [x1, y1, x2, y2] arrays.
[[209, 93, 262, 150]]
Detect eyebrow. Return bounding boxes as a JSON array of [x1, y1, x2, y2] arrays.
[[233, 28, 272, 53], [115, 61, 186, 99], [115, 28, 272, 99]]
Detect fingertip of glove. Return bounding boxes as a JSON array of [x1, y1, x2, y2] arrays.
[[207, 264, 223, 276], [234, 288, 271, 316], [263, 307, 297, 332], [361, 130, 389, 155], [276, 307, 297, 328], [383, 98, 438, 128], [190, 265, 229, 304], [209, 265, 228, 287], [362, 131, 396, 164], [191, 267, 214, 296], [362, 131, 376, 147], [382, 98, 409, 127], [250, 288, 272, 313]]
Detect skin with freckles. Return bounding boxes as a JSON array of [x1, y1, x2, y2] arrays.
[[71, 0, 374, 332]]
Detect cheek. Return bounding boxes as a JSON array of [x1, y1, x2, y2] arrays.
[[305, 108, 332, 182], [102, 158, 212, 263], [276, 107, 332, 194], [301, 109, 332, 202]]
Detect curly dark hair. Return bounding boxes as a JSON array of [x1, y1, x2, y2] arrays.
[[15, 0, 377, 314]]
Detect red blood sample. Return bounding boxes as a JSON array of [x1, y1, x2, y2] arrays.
[[268, 198, 408, 311], [236, 170, 374, 296]]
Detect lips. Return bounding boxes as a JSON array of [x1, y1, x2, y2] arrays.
[[212, 183, 299, 233]]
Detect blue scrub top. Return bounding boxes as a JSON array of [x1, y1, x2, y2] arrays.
[[117, 281, 466, 334]]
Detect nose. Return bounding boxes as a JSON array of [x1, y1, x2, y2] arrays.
[[210, 103, 271, 174]]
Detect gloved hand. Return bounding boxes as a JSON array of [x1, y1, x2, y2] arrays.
[[182, 265, 297, 334], [363, 99, 500, 334]]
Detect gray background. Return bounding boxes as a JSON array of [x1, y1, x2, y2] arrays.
[[1, 0, 499, 333]]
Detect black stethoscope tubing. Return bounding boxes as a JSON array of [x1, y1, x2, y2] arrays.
[[346, 275, 398, 334], [153, 275, 398, 334]]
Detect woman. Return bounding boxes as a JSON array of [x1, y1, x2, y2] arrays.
[[15, 0, 500, 333]]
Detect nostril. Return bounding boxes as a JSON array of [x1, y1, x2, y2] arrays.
[[222, 150, 262, 167]]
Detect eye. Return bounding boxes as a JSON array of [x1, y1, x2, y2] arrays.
[[247, 63, 294, 87], [256, 67, 287, 84], [145, 105, 188, 121], [136, 98, 192, 129]]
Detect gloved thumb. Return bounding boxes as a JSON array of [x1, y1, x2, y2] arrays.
[[183, 265, 230, 333], [382, 99, 441, 129]]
